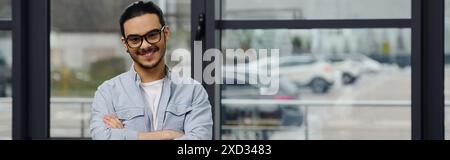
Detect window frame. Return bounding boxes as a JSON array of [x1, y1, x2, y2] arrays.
[[10, 0, 50, 140]]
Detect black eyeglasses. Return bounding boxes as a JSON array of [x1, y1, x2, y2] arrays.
[[125, 25, 167, 48]]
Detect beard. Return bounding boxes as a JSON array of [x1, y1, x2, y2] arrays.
[[129, 45, 165, 69]]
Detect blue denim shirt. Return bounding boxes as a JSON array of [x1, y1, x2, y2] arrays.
[[90, 66, 213, 140]]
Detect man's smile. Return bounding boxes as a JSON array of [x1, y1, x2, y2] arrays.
[[138, 46, 159, 59]]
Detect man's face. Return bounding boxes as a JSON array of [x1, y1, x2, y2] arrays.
[[122, 13, 170, 69]]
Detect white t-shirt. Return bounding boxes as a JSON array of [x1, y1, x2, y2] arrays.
[[141, 78, 164, 130]]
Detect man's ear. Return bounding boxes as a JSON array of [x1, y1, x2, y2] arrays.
[[164, 26, 170, 41], [121, 37, 129, 53]]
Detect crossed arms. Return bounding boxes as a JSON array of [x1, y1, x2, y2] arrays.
[[102, 114, 183, 140], [89, 84, 213, 140]]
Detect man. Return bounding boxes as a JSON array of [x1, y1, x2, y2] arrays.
[[90, 1, 213, 140]]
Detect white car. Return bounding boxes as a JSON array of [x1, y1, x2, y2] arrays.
[[319, 54, 362, 85], [350, 54, 382, 73], [224, 54, 336, 93]]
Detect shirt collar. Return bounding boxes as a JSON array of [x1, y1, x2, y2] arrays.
[[127, 63, 172, 85]]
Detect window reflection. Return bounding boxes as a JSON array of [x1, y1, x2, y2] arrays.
[[0, 31, 12, 140], [221, 29, 411, 140]]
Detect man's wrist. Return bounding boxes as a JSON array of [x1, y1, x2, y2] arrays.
[[138, 131, 169, 140]]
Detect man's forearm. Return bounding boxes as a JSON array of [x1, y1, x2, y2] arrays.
[[138, 131, 166, 140], [138, 130, 184, 140]]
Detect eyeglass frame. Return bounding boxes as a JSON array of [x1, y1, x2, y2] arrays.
[[124, 25, 167, 49]]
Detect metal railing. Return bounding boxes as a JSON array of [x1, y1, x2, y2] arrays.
[[221, 99, 415, 140], [0, 97, 93, 138], [221, 99, 412, 107], [51, 98, 93, 138]]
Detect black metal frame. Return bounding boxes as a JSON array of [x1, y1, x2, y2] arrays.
[[411, 0, 445, 140], [124, 25, 168, 49], [11, 0, 50, 140], [0, 21, 12, 30], [216, 19, 411, 29], [191, 0, 445, 140], [191, 0, 222, 140]]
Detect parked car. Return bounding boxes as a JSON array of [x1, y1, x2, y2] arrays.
[[221, 74, 304, 129], [318, 54, 362, 85], [394, 53, 411, 68], [349, 54, 382, 73], [368, 53, 410, 68], [225, 54, 336, 94]]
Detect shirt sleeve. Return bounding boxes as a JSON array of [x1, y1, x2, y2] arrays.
[[89, 86, 139, 140], [175, 85, 213, 140]]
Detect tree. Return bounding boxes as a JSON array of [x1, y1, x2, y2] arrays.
[[89, 57, 127, 85], [0, 0, 11, 19], [291, 36, 303, 53]]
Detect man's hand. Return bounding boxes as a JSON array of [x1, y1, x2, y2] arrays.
[[103, 114, 124, 129], [161, 130, 185, 139], [138, 130, 184, 140]]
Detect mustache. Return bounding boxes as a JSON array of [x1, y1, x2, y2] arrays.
[[136, 46, 159, 55]]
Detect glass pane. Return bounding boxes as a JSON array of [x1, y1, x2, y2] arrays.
[[445, 0, 450, 140], [0, 31, 12, 140], [222, 0, 411, 20], [221, 29, 411, 140], [50, 0, 191, 138], [0, 0, 11, 20]]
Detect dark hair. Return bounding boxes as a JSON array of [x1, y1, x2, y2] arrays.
[[120, 1, 166, 37]]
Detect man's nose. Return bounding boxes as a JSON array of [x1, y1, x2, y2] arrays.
[[140, 39, 153, 49]]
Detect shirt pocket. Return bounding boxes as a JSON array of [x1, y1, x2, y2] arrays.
[[163, 104, 193, 131], [116, 107, 145, 129]]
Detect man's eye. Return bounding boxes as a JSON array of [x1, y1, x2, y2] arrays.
[[128, 37, 141, 43], [146, 32, 159, 37]]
